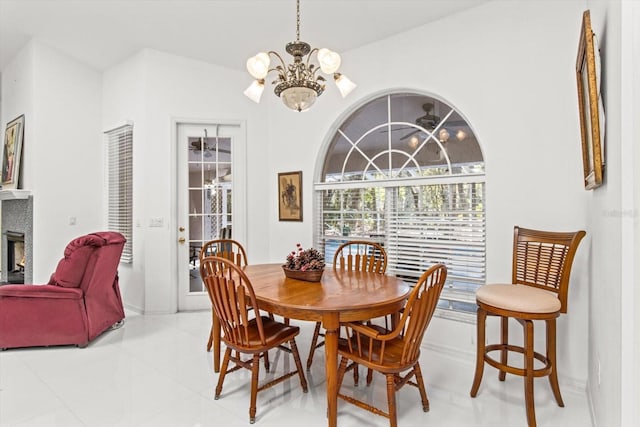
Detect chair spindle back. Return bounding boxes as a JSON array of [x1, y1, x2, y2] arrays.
[[200, 239, 248, 267], [512, 227, 586, 313], [200, 256, 266, 348], [333, 240, 387, 273]]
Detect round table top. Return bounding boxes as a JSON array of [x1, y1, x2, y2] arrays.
[[243, 263, 411, 322]]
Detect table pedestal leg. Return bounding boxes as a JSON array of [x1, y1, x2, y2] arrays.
[[324, 314, 339, 427]]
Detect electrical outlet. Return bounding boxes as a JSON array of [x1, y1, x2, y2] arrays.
[[68, 216, 76, 225], [149, 217, 164, 227]]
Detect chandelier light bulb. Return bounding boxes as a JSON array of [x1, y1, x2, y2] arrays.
[[408, 135, 420, 149], [318, 48, 341, 74], [246, 52, 270, 79], [439, 128, 450, 142], [456, 129, 467, 141], [243, 80, 265, 103], [334, 73, 356, 98]]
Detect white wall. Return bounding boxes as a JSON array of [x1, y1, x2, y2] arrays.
[[0, 44, 34, 180], [102, 49, 270, 314], [585, 1, 639, 426], [267, 0, 590, 387], [1, 41, 103, 282], [31, 42, 103, 280], [632, 4, 640, 425], [102, 51, 147, 312]]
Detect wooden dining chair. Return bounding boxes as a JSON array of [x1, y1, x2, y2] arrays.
[[470, 226, 586, 427], [200, 256, 308, 424], [200, 239, 247, 268], [200, 239, 248, 353], [336, 263, 447, 427], [306, 240, 388, 373]]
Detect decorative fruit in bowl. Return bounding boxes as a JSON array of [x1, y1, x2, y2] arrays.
[[282, 244, 325, 282]]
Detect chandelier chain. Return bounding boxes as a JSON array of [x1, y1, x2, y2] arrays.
[[296, 0, 300, 41]]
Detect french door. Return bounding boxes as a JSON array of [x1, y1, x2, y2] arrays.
[[176, 122, 246, 311]]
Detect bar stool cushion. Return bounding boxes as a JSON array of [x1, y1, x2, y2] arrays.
[[476, 283, 561, 314]]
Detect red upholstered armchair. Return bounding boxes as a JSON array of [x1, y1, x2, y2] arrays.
[[0, 232, 126, 350]]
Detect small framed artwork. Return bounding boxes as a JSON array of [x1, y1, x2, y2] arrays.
[[278, 171, 302, 221], [2, 115, 25, 189], [576, 10, 604, 190]]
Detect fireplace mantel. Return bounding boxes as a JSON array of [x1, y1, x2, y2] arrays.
[[0, 189, 32, 200]]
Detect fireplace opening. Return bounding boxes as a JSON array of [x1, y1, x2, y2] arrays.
[[5, 231, 25, 284]]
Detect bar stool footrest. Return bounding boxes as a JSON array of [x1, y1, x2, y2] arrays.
[[484, 343, 552, 378]]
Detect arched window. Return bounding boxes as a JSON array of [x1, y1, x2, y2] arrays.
[[314, 92, 485, 321]]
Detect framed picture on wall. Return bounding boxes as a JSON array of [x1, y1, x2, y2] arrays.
[[576, 10, 604, 190], [278, 171, 302, 221], [2, 115, 25, 189]]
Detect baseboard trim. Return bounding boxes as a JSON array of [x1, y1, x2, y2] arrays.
[[123, 303, 143, 314], [586, 380, 597, 427], [422, 340, 475, 364]]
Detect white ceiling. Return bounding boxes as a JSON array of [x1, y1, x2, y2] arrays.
[[0, 0, 491, 72]]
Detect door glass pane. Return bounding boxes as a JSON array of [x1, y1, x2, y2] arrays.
[[187, 133, 233, 293], [189, 189, 203, 214]]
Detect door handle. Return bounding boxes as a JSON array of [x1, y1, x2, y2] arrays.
[[179, 227, 185, 232], [178, 237, 186, 244]]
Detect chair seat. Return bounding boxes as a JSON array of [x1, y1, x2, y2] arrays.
[[338, 326, 415, 373], [224, 316, 299, 351], [476, 283, 561, 314]]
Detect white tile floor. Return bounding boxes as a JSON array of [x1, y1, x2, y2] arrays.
[[0, 311, 592, 427]]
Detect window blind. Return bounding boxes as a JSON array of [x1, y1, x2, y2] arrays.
[[316, 180, 485, 322], [105, 123, 133, 263], [387, 182, 485, 322]]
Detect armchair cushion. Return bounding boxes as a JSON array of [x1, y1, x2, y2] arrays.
[[48, 234, 106, 288], [0, 284, 83, 300]]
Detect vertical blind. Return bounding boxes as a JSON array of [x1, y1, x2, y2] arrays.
[[105, 123, 133, 263]]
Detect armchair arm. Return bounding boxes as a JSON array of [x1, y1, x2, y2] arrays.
[[0, 284, 83, 300], [342, 321, 382, 338], [342, 320, 404, 341]]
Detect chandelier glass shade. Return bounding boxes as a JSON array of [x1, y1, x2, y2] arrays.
[[243, 0, 355, 112]]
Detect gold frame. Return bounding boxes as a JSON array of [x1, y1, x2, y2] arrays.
[[278, 171, 302, 221], [2, 115, 25, 188], [576, 10, 604, 190]]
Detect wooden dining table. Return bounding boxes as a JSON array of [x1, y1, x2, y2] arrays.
[[212, 263, 410, 427]]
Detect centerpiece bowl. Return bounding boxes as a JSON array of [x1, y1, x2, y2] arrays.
[[282, 266, 324, 282], [282, 244, 325, 283]]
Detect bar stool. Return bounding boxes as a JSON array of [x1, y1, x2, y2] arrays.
[[470, 226, 585, 427]]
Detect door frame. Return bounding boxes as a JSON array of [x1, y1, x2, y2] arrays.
[[171, 118, 247, 311]]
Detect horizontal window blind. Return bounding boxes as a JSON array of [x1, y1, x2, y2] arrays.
[[316, 181, 485, 322], [387, 183, 485, 322], [320, 187, 386, 238], [105, 123, 133, 263]]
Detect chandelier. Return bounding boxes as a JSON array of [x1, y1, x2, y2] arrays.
[[243, 0, 356, 112]]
